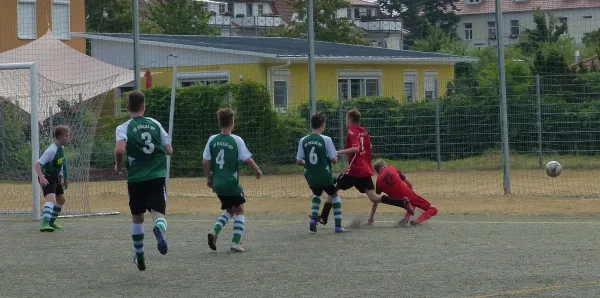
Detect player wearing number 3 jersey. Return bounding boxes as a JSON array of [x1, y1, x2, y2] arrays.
[[115, 91, 174, 271], [203, 108, 262, 253], [296, 112, 345, 233]]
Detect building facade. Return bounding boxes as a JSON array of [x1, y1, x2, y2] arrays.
[[455, 0, 600, 48], [0, 0, 85, 53], [204, 0, 405, 49]]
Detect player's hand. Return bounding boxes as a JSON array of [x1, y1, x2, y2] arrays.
[[254, 169, 263, 179], [206, 178, 213, 189], [39, 176, 48, 186]]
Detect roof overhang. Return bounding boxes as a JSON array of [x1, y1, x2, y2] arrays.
[[76, 33, 478, 64]]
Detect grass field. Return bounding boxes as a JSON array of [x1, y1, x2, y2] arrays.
[[3, 214, 600, 298]]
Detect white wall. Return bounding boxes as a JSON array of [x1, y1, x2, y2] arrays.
[[90, 40, 263, 69], [458, 7, 600, 48]]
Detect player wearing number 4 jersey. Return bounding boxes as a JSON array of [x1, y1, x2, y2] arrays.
[[318, 109, 413, 225], [115, 91, 173, 271], [297, 113, 345, 233], [203, 108, 262, 253]]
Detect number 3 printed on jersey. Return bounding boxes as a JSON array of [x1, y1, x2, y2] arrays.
[[141, 132, 155, 154]]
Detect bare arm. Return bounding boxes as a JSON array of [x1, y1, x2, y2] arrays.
[[337, 147, 359, 155], [165, 144, 174, 156], [114, 140, 126, 173], [35, 162, 48, 186], [246, 158, 263, 179], [202, 159, 212, 188]]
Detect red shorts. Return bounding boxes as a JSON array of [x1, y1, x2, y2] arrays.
[[408, 195, 432, 211]]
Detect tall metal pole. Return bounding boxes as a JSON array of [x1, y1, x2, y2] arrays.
[[495, 0, 511, 195], [132, 0, 141, 91], [166, 54, 178, 196], [30, 63, 41, 220], [306, 0, 317, 116], [535, 74, 543, 168], [434, 79, 442, 170], [1, 103, 6, 164]]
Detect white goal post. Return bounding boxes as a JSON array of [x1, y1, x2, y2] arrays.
[[0, 62, 41, 220]]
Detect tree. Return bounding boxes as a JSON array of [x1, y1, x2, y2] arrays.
[[583, 28, 600, 57], [378, 0, 460, 45], [86, 0, 132, 33], [411, 23, 467, 55], [143, 0, 219, 35], [520, 11, 567, 55], [262, 0, 369, 45]]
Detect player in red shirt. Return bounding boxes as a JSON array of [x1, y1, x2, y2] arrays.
[[374, 160, 438, 226], [317, 109, 412, 225]]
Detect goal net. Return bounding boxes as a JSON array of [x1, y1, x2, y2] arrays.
[[0, 64, 119, 218]]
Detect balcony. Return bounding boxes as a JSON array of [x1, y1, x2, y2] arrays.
[[209, 15, 232, 26], [232, 15, 284, 28], [354, 19, 402, 32]]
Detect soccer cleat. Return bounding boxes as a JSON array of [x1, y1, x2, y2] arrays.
[[409, 220, 422, 227], [50, 223, 63, 230], [335, 227, 347, 233], [230, 243, 245, 252], [40, 224, 55, 232], [309, 219, 318, 233], [307, 214, 327, 225], [153, 226, 168, 255], [397, 217, 411, 227], [133, 256, 146, 271], [207, 230, 218, 251]]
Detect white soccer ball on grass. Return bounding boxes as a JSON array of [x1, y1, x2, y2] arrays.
[[545, 161, 562, 178]]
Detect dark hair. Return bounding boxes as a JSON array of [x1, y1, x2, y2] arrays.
[[311, 112, 326, 129], [127, 91, 145, 113], [347, 109, 361, 124], [217, 108, 234, 128], [55, 125, 70, 138]]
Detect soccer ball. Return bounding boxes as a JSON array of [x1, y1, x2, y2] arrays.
[[545, 161, 562, 177]]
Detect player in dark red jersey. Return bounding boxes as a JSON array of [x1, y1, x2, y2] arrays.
[[374, 160, 438, 226], [317, 109, 412, 225]]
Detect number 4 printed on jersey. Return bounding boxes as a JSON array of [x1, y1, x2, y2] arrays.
[[216, 149, 225, 169]]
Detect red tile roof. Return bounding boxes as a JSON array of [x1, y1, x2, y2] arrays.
[[272, 0, 294, 22], [455, 0, 600, 16]]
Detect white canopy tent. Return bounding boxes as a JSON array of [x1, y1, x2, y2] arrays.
[[0, 30, 136, 121]]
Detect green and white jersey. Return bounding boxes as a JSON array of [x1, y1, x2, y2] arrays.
[[203, 134, 252, 196], [296, 133, 337, 187], [116, 116, 171, 183], [38, 143, 65, 178]]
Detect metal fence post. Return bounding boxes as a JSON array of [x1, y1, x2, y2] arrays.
[[535, 74, 543, 168], [166, 54, 178, 196], [338, 97, 345, 167], [1, 103, 6, 165], [434, 79, 442, 170], [49, 106, 53, 142]]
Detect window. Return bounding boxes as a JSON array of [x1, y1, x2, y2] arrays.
[[273, 70, 289, 110], [583, 16, 593, 19], [404, 71, 418, 102], [468, 0, 481, 3], [488, 21, 497, 39], [219, 3, 227, 14], [257, 4, 264, 16], [18, 0, 36, 40], [177, 71, 230, 87], [366, 8, 373, 17], [559, 17, 568, 33], [52, 0, 70, 40], [227, 2, 234, 14], [510, 20, 520, 36], [424, 71, 438, 100], [247, 3, 253, 16], [354, 8, 360, 19], [464, 23, 473, 40], [337, 70, 381, 100], [347, 8, 352, 19]]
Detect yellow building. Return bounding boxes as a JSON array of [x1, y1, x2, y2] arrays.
[[1, 0, 85, 53], [80, 33, 477, 109]]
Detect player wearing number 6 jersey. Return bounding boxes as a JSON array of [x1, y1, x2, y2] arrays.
[[296, 113, 345, 233], [203, 108, 262, 253], [115, 91, 173, 271]]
